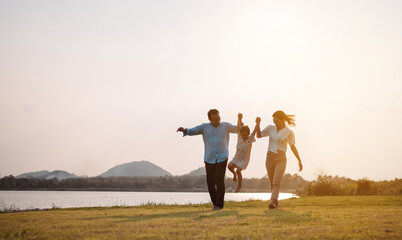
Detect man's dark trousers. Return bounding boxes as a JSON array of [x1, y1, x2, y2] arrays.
[[205, 159, 228, 208]]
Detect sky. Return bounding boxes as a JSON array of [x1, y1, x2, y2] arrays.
[[0, 0, 401, 181]]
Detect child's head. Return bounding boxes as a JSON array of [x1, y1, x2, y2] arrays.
[[240, 126, 250, 140]]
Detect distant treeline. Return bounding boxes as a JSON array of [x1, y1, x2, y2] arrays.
[[304, 174, 402, 196], [0, 174, 400, 195], [0, 174, 307, 193]]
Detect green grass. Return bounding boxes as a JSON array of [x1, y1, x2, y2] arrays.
[[0, 195, 401, 239]]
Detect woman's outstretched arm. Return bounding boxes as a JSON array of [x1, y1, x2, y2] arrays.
[[255, 117, 262, 138], [290, 144, 303, 171]]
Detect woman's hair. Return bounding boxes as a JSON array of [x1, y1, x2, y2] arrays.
[[240, 126, 250, 135], [273, 110, 296, 127]]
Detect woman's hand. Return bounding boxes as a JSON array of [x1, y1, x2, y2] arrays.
[[298, 162, 303, 172]]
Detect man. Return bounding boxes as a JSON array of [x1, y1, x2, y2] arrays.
[[177, 109, 237, 210]]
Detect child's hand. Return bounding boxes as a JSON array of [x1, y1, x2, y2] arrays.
[[238, 113, 243, 120], [256, 117, 261, 123]]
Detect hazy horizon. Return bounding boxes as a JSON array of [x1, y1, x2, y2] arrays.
[[1, 0, 401, 181]]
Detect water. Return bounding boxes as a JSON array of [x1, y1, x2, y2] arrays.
[[0, 191, 298, 211]]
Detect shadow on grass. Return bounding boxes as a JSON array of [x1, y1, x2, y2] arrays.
[[110, 209, 252, 223], [264, 210, 318, 224]]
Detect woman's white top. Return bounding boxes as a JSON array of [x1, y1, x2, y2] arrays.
[[230, 133, 256, 170], [261, 125, 295, 153]]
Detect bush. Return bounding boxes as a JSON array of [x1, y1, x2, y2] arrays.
[[307, 174, 356, 196], [355, 178, 376, 195], [305, 175, 401, 196]]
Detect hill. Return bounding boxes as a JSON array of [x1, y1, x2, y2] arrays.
[[98, 161, 172, 177], [16, 170, 50, 179], [183, 167, 206, 176], [16, 170, 78, 180]]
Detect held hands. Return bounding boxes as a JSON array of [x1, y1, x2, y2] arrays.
[[237, 113, 243, 120], [256, 117, 261, 124]]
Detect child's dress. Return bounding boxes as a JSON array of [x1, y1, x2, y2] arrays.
[[229, 132, 256, 170]]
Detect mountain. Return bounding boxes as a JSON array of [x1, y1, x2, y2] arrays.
[[98, 161, 172, 177], [16, 170, 50, 179], [16, 170, 78, 180], [41, 170, 78, 180], [183, 167, 206, 176]]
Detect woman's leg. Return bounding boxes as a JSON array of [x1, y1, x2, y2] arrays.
[[235, 168, 243, 192], [266, 152, 277, 208], [271, 155, 287, 206], [266, 152, 275, 193], [227, 162, 237, 182]]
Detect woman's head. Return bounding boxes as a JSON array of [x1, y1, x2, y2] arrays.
[[272, 110, 296, 127]]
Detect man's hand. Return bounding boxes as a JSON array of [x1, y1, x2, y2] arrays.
[[177, 127, 187, 133], [238, 113, 243, 120], [256, 117, 261, 123]]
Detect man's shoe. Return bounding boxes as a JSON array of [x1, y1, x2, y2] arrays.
[[213, 206, 223, 211]]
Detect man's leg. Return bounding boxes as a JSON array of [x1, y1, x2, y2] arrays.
[[205, 161, 217, 207], [215, 159, 228, 209]]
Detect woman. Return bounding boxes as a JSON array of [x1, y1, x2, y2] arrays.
[[256, 110, 303, 209]]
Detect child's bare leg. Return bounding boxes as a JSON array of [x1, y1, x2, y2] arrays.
[[235, 168, 243, 192], [228, 162, 237, 182]]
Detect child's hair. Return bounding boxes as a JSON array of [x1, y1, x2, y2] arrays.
[[240, 125, 250, 135], [273, 110, 296, 127]]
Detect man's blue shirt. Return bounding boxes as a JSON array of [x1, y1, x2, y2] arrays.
[[184, 122, 237, 164]]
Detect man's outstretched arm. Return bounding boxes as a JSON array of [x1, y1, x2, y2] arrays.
[[177, 124, 204, 136]]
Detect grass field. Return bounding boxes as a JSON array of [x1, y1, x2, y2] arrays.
[[0, 195, 401, 239]]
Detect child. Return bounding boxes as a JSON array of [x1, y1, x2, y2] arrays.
[[228, 113, 257, 192]]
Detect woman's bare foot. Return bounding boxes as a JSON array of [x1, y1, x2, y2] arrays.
[[274, 199, 279, 208], [269, 199, 276, 209], [235, 185, 241, 193]]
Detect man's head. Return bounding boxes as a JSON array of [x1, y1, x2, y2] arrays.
[[207, 109, 220, 127]]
